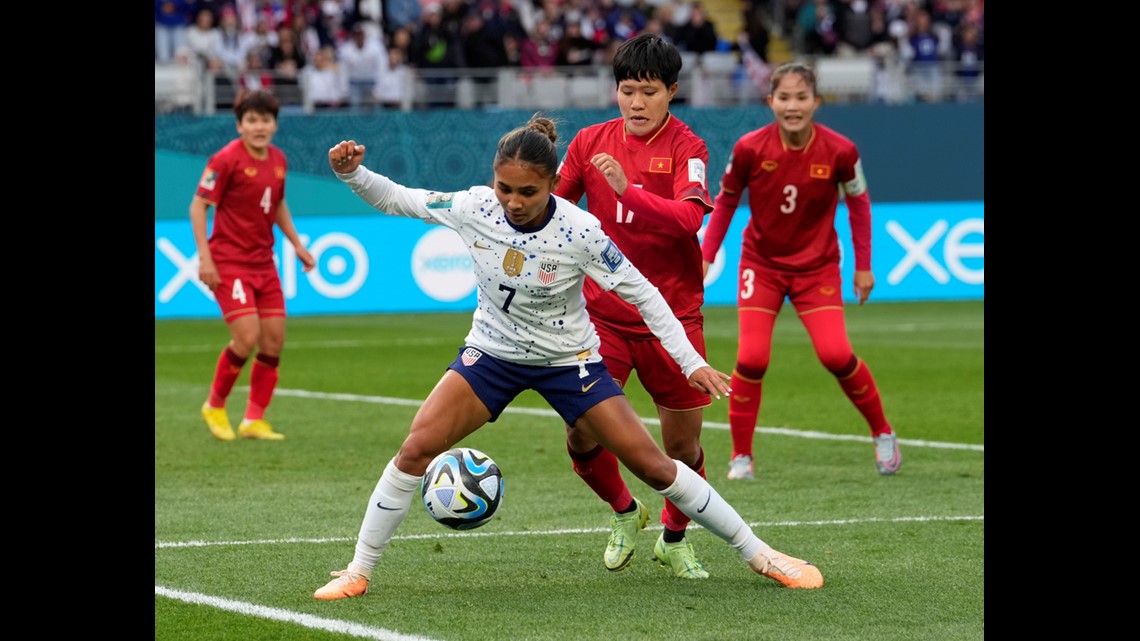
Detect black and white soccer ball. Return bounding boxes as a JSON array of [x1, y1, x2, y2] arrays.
[[421, 447, 504, 530]]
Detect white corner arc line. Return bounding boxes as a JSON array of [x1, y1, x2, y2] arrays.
[[155, 586, 442, 641]]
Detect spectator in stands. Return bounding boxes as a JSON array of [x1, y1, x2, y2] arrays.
[[740, 0, 770, 61], [339, 22, 386, 111], [798, 0, 838, 55], [651, 2, 682, 44], [269, 23, 308, 97], [411, 2, 465, 106], [180, 7, 224, 69], [374, 45, 410, 109], [557, 16, 599, 66], [290, 9, 323, 61], [410, 3, 465, 69], [306, 45, 349, 109], [243, 17, 280, 68], [389, 25, 413, 60], [217, 5, 247, 79], [903, 7, 942, 101], [521, 19, 560, 70], [383, 0, 423, 38], [156, 0, 195, 63], [240, 47, 275, 91], [461, 10, 509, 70], [674, 2, 718, 54], [608, 8, 644, 43], [951, 20, 982, 101]]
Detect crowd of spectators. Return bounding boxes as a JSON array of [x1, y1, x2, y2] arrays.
[[156, 0, 983, 110]]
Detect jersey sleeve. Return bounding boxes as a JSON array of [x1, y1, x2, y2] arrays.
[[195, 151, 230, 205], [335, 165, 461, 227], [555, 137, 586, 205], [580, 221, 708, 378], [673, 136, 713, 210], [702, 141, 752, 262]]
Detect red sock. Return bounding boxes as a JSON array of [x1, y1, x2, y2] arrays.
[[569, 443, 632, 513], [662, 448, 705, 531], [208, 347, 246, 408], [728, 372, 763, 458], [245, 353, 280, 421], [836, 357, 892, 437]]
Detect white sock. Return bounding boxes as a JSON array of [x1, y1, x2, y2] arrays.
[[351, 458, 421, 573], [657, 460, 765, 561]]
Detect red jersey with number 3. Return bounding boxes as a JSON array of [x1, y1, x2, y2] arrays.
[[721, 123, 861, 272], [195, 139, 287, 267], [556, 115, 712, 338]]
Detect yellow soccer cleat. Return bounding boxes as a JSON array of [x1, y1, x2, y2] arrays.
[[749, 547, 824, 589], [202, 403, 235, 441], [238, 419, 285, 441], [604, 498, 650, 571], [653, 534, 709, 579], [314, 568, 369, 600]]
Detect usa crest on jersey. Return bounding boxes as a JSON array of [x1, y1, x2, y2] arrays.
[[538, 261, 558, 285], [461, 347, 483, 366]]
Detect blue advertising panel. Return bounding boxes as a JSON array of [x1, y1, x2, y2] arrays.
[[702, 201, 984, 304], [155, 201, 982, 319]]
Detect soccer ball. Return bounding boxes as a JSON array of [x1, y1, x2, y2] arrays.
[[421, 447, 504, 530]]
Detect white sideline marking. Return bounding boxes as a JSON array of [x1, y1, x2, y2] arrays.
[[154, 586, 441, 641], [155, 515, 984, 550], [154, 337, 451, 354], [271, 387, 985, 452]]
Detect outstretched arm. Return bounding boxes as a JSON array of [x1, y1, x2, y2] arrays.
[[610, 268, 731, 398]]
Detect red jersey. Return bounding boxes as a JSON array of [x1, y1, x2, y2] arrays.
[[556, 115, 712, 339], [704, 123, 871, 273], [195, 139, 288, 267]]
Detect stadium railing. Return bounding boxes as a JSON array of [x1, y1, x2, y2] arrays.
[[155, 55, 983, 116]]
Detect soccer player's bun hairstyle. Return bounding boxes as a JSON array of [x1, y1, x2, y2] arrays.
[[495, 113, 561, 178], [526, 115, 558, 144]]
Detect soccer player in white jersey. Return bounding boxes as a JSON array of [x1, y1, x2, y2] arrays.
[[313, 115, 823, 600]]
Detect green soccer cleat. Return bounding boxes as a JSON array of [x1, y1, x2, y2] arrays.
[[653, 533, 709, 579], [604, 498, 650, 571]]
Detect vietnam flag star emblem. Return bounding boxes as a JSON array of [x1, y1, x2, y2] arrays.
[[810, 164, 831, 179], [649, 157, 673, 173]]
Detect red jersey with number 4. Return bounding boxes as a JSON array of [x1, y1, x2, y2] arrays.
[[719, 123, 864, 272], [556, 115, 712, 338], [195, 139, 287, 267]]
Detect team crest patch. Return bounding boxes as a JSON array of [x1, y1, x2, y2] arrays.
[[600, 240, 625, 272], [820, 285, 837, 296], [461, 347, 483, 366], [275, 167, 286, 179], [810, 164, 832, 179], [199, 168, 217, 191], [426, 192, 455, 208], [538, 261, 558, 285], [761, 160, 778, 172], [244, 167, 258, 177]]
